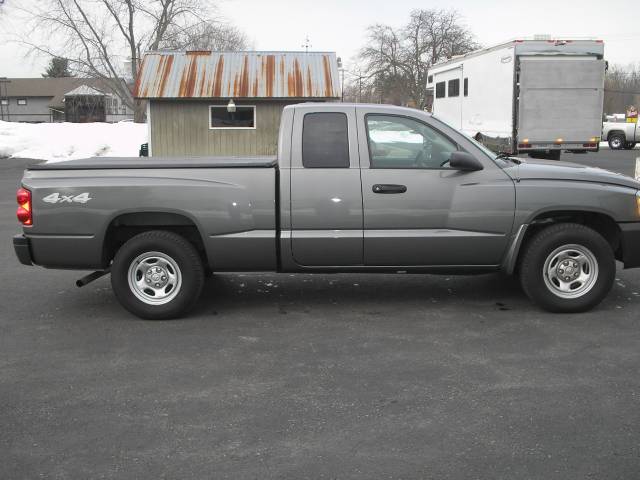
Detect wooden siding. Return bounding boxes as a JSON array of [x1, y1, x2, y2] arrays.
[[149, 100, 292, 156]]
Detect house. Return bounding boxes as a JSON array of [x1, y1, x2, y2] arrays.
[[0, 77, 134, 123], [134, 51, 341, 156]]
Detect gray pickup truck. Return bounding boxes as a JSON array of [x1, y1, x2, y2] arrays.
[[13, 104, 640, 319]]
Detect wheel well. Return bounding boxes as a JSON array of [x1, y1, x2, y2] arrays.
[[607, 130, 626, 140], [517, 211, 622, 269], [102, 212, 208, 268]]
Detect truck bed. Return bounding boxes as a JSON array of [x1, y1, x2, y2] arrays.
[[28, 156, 278, 170], [21, 156, 278, 271]]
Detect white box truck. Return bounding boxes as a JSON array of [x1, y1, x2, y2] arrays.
[[427, 38, 606, 160]]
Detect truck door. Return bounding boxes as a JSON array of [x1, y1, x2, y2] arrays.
[[357, 107, 515, 267], [289, 105, 363, 266]]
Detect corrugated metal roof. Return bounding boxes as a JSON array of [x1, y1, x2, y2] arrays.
[[134, 51, 341, 99]]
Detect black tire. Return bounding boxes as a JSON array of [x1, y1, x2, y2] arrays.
[[519, 223, 615, 313], [545, 150, 561, 161], [111, 230, 204, 320], [624, 142, 637, 150], [608, 133, 626, 150]]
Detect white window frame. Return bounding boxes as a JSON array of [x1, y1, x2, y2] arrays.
[[17, 98, 27, 106], [0, 99, 8, 106], [209, 105, 256, 130]]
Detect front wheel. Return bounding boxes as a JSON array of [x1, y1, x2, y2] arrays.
[[608, 134, 626, 150], [519, 224, 615, 313], [111, 230, 205, 319]]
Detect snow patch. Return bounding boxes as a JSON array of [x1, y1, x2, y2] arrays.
[[0, 121, 147, 162]]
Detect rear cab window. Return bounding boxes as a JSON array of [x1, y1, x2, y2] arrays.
[[302, 112, 350, 168]]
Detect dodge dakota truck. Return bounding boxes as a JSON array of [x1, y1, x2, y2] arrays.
[[13, 104, 640, 319]]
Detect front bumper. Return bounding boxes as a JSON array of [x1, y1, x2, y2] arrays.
[[13, 234, 33, 266], [619, 223, 640, 269]]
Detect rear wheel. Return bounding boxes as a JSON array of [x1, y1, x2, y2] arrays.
[[608, 133, 626, 150], [528, 151, 561, 160], [545, 150, 561, 161], [519, 223, 615, 313], [111, 230, 204, 319]]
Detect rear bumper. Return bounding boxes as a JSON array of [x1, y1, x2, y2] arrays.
[[13, 234, 33, 266], [619, 223, 640, 269], [518, 144, 599, 152]]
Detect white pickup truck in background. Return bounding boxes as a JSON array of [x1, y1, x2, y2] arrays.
[[602, 118, 639, 150]]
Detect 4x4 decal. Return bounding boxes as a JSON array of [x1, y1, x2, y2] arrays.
[[43, 192, 92, 204]]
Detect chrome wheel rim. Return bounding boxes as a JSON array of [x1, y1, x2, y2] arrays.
[[543, 244, 598, 299], [611, 137, 622, 149], [127, 251, 182, 305]]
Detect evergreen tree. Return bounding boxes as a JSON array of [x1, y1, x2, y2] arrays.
[[42, 57, 73, 78]]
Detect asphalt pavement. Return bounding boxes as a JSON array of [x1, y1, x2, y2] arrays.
[[1, 150, 640, 479]]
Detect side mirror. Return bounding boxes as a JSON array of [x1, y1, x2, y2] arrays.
[[449, 151, 484, 171]]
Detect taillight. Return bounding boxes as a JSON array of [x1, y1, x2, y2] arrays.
[[16, 187, 32, 226]]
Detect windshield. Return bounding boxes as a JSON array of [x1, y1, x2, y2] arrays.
[[430, 114, 499, 160]]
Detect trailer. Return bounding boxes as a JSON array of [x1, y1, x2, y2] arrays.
[[427, 38, 606, 160]]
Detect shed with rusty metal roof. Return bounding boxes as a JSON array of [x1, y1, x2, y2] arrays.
[[135, 51, 341, 157]]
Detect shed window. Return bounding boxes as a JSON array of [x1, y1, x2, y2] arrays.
[[0, 99, 8, 106], [17, 98, 27, 106], [209, 105, 256, 129], [435, 82, 446, 98], [448, 79, 460, 97], [302, 112, 350, 168], [464, 78, 469, 97]]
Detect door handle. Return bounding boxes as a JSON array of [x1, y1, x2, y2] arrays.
[[372, 184, 407, 194]]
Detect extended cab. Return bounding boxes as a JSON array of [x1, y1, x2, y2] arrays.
[[13, 104, 640, 319]]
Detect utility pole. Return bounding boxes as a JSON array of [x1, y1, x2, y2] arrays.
[[337, 57, 345, 102], [378, 42, 384, 104], [301, 35, 311, 53], [0, 78, 10, 122]]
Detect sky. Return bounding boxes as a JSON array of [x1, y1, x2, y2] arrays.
[[0, 0, 638, 77]]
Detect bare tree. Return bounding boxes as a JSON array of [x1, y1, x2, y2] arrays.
[[17, 0, 245, 121], [162, 22, 248, 51], [604, 63, 640, 115], [357, 9, 479, 108]]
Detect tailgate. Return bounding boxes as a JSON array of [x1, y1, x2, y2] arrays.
[[517, 56, 604, 143]]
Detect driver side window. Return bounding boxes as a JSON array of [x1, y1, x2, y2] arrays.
[[366, 115, 458, 169]]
